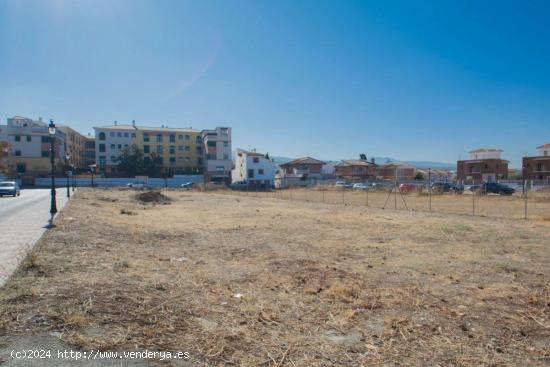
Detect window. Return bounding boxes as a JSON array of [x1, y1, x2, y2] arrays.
[[207, 141, 216, 147], [196, 147, 202, 154], [537, 163, 543, 171], [223, 141, 228, 147], [143, 145, 150, 153], [185, 145, 190, 151], [124, 144, 128, 148], [185, 134, 190, 140], [26, 136, 31, 142], [253, 157, 259, 163], [220, 128, 228, 135], [169, 157, 176, 164], [178, 134, 183, 140], [15, 135, 20, 142], [41, 150, 49, 157], [124, 132, 129, 138], [157, 145, 163, 154], [196, 136, 202, 143], [99, 144, 106, 153], [110, 132, 115, 137], [169, 146, 175, 154], [206, 154, 216, 160], [118, 144, 122, 149], [248, 169, 254, 178], [143, 133, 150, 142], [178, 146, 184, 151], [156, 134, 162, 142], [224, 154, 229, 160], [216, 166, 225, 171], [170, 135, 175, 143], [259, 169, 264, 175], [117, 132, 122, 137], [197, 158, 202, 165], [131, 133, 136, 138], [111, 156, 116, 161], [185, 157, 190, 162], [41, 136, 52, 143], [110, 144, 115, 149], [99, 156, 106, 165], [16, 163, 26, 173]]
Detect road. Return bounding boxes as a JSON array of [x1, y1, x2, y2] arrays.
[[0, 189, 69, 286]]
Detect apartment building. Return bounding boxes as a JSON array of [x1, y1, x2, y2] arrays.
[[232, 148, 276, 187], [522, 143, 550, 181], [84, 136, 96, 167], [202, 127, 232, 183], [457, 148, 509, 182], [279, 157, 326, 179], [57, 124, 89, 170], [93, 122, 232, 180], [4, 116, 67, 181]]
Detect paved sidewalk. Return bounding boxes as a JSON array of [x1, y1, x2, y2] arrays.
[[0, 189, 69, 286]]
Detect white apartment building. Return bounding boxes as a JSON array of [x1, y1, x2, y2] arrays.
[[232, 148, 277, 187], [201, 127, 232, 183], [94, 123, 137, 167]]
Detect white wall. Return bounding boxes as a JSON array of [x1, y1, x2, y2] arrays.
[[94, 127, 136, 165], [469, 150, 502, 160]]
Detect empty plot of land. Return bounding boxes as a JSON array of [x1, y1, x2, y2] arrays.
[[0, 189, 549, 366]]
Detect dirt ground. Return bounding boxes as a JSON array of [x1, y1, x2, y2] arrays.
[[0, 188, 549, 366]]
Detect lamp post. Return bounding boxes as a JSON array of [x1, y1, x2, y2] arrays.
[[65, 154, 71, 198], [89, 164, 96, 188], [71, 164, 76, 192], [48, 120, 58, 219]]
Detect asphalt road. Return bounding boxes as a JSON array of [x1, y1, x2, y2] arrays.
[[0, 189, 69, 286]]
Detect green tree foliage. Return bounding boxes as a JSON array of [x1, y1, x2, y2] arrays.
[[414, 172, 425, 181], [115, 145, 164, 176]]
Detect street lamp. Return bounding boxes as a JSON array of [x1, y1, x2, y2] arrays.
[[89, 164, 96, 188], [65, 154, 71, 198], [48, 119, 57, 220], [71, 164, 76, 192]]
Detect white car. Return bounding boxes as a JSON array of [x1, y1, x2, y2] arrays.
[[353, 183, 370, 190]]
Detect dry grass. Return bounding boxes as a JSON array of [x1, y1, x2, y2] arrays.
[[0, 188, 549, 366]]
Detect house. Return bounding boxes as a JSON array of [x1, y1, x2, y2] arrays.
[[334, 159, 377, 181], [279, 157, 326, 179], [377, 163, 417, 180], [232, 148, 276, 187], [522, 143, 550, 181], [456, 148, 509, 182]]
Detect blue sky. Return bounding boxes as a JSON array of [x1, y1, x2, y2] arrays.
[[1, 0, 549, 167]]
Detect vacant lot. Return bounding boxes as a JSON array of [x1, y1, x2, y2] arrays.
[[1, 189, 549, 366]]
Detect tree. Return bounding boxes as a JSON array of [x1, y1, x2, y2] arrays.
[[0, 141, 14, 177], [414, 172, 425, 181], [114, 145, 144, 176], [143, 153, 163, 177]]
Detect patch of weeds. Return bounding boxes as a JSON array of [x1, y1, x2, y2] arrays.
[[120, 208, 137, 215]]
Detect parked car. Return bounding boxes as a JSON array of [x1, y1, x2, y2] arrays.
[[0, 181, 21, 197], [180, 182, 195, 189], [469, 182, 515, 195], [230, 181, 249, 189], [430, 182, 464, 193], [371, 181, 393, 189], [399, 183, 418, 193], [335, 181, 353, 188], [352, 183, 370, 190]]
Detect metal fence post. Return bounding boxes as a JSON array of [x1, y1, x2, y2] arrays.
[[472, 186, 475, 216], [523, 175, 528, 220], [428, 168, 432, 212], [366, 187, 369, 207], [342, 186, 345, 205]]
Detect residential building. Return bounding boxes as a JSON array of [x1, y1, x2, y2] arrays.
[[334, 159, 377, 181], [201, 127, 232, 183], [0, 126, 11, 176], [232, 148, 276, 187], [93, 122, 232, 179], [84, 136, 96, 168], [456, 148, 509, 182], [5, 116, 66, 182], [57, 124, 89, 170], [522, 143, 550, 181], [279, 157, 326, 179], [377, 163, 417, 180]]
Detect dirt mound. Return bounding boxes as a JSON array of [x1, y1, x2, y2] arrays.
[[135, 191, 172, 204]]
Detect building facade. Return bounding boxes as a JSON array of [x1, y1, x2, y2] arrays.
[[279, 157, 326, 179], [457, 148, 509, 182], [57, 125, 89, 170], [335, 159, 377, 181], [5, 116, 67, 181], [377, 163, 417, 180], [84, 136, 96, 168], [232, 148, 276, 187], [93, 123, 232, 180], [522, 143, 550, 181]]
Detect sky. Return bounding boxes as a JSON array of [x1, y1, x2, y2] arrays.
[[0, 0, 549, 167]]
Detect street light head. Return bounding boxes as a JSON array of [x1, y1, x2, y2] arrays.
[[48, 119, 56, 136]]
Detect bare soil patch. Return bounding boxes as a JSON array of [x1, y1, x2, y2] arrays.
[[0, 189, 549, 366]]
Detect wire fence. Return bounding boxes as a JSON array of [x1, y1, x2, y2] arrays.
[[212, 182, 550, 221]]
